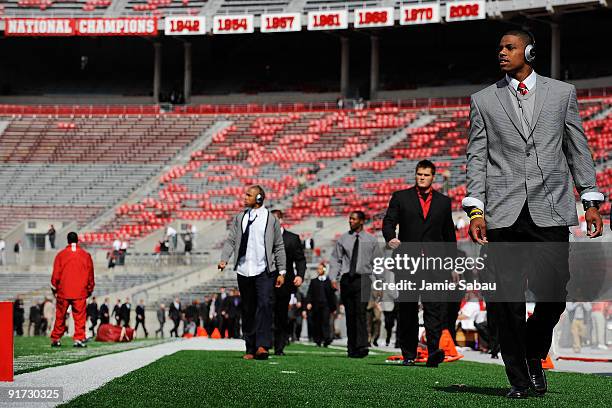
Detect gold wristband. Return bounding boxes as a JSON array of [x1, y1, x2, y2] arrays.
[[470, 214, 484, 220]]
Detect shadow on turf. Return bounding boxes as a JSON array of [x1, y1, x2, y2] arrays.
[[434, 385, 560, 397]]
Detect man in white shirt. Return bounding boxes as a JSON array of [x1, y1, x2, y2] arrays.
[[166, 226, 177, 251], [219, 185, 286, 360], [0, 238, 6, 266]]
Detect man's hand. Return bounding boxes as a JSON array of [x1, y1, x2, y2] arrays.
[[306, 303, 312, 311], [217, 261, 227, 271], [451, 271, 460, 284], [293, 276, 303, 287], [331, 280, 338, 290], [275, 274, 285, 288], [585, 207, 603, 238], [388, 238, 401, 249], [469, 217, 488, 245]]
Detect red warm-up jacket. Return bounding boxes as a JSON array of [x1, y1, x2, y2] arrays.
[[51, 244, 95, 299]]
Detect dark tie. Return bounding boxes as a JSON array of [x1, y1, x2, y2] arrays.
[[349, 234, 359, 276], [517, 82, 528, 95], [237, 212, 257, 260]]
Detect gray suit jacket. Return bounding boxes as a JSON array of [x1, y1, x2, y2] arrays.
[[466, 74, 599, 229], [220, 208, 287, 274]]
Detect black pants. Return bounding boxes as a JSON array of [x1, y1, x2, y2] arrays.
[[340, 274, 369, 355], [170, 318, 180, 337], [89, 317, 98, 337], [237, 272, 275, 354], [397, 301, 444, 360], [311, 305, 331, 345], [156, 321, 165, 337], [273, 291, 291, 352], [486, 202, 569, 388], [135, 319, 148, 336], [446, 301, 461, 342], [383, 310, 397, 345]]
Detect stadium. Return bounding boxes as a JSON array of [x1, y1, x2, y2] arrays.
[[0, 0, 611, 406]]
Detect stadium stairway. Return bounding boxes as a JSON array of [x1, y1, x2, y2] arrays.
[[80, 120, 232, 234]]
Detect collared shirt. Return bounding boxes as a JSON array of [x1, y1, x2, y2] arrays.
[[505, 70, 536, 94], [417, 187, 433, 219], [237, 206, 269, 277], [329, 229, 384, 281]]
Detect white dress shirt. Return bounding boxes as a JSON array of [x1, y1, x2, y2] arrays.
[[237, 206, 269, 277]]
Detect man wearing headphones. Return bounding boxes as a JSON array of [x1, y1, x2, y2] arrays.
[[464, 29, 603, 398], [219, 185, 286, 360]]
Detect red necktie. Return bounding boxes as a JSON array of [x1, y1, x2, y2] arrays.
[[518, 82, 528, 95]]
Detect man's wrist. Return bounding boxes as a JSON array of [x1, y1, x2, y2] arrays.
[[582, 200, 601, 212]]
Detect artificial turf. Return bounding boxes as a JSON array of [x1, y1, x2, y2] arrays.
[[13, 336, 169, 375], [61, 345, 612, 408]]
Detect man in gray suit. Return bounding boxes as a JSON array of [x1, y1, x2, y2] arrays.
[[463, 30, 604, 399], [218, 185, 286, 360]]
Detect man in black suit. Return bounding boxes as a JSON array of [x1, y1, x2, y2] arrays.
[[99, 297, 110, 325], [223, 288, 242, 338], [270, 210, 307, 355], [382, 159, 457, 367], [112, 299, 121, 326], [86, 296, 99, 337], [199, 296, 211, 334], [169, 298, 182, 337], [120, 297, 131, 328], [135, 299, 148, 338], [306, 263, 337, 347]]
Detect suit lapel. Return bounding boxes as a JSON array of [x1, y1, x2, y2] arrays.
[[529, 75, 549, 138], [410, 188, 424, 219], [495, 78, 527, 141]]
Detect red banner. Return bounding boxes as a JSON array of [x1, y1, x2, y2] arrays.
[[4, 18, 158, 37], [0, 302, 13, 382]]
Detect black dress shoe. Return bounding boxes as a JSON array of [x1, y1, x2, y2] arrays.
[[506, 386, 529, 399], [349, 348, 369, 358], [274, 351, 286, 356], [426, 349, 445, 368], [402, 358, 416, 366], [527, 358, 547, 395]]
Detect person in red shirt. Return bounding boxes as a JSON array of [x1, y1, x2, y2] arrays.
[[50, 232, 95, 348], [382, 160, 457, 367]]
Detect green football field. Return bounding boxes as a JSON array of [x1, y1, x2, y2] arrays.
[[60, 344, 612, 408]]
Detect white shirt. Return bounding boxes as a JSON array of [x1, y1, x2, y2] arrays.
[[505, 70, 537, 94], [121, 241, 128, 250], [0, 240, 5, 251], [237, 206, 269, 277], [112, 240, 121, 251], [167, 227, 177, 237]]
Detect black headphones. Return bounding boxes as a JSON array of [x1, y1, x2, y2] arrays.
[[524, 30, 536, 63]]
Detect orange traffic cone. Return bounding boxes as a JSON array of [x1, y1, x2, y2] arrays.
[[211, 328, 222, 339], [542, 354, 555, 370], [196, 326, 208, 337], [439, 329, 459, 358]]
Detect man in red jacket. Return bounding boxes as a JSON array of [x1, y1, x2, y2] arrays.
[[50, 232, 95, 348]]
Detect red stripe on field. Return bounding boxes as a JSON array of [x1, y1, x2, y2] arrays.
[[0, 302, 14, 382]]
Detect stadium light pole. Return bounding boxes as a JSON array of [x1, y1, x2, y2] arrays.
[[340, 36, 350, 98], [184, 42, 192, 104], [550, 22, 561, 79], [370, 35, 380, 101], [153, 42, 162, 104]]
